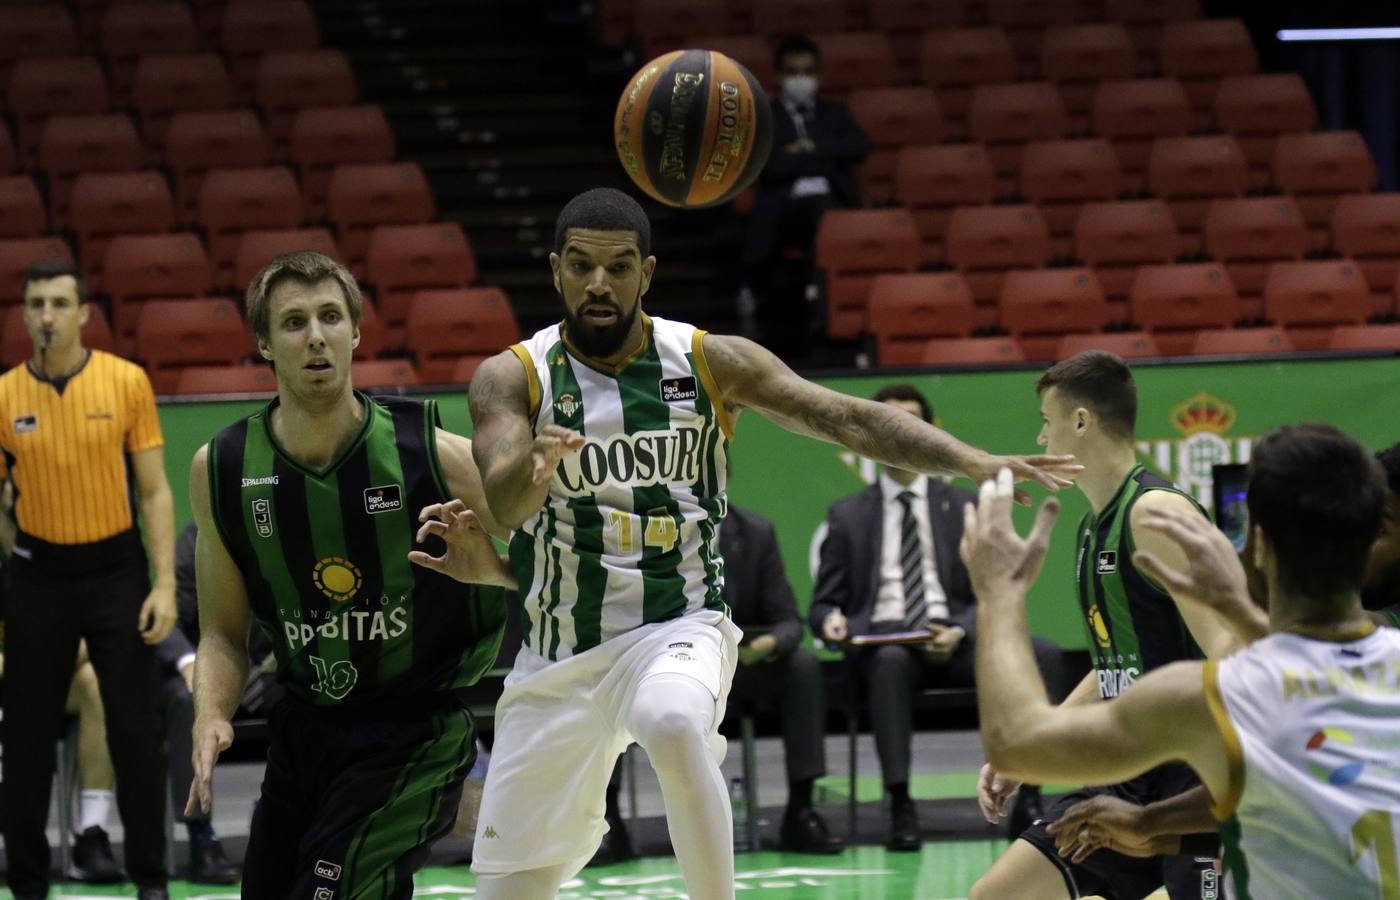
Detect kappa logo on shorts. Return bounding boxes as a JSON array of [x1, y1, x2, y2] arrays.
[[13, 413, 36, 433], [314, 860, 341, 881], [1096, 550, 1117, 574], [482, 825, 500, 839], [668, 641, 693, 649], [313, 888, 335, 900], [659, 376, 698, 403], [363, 484, 403, 515]]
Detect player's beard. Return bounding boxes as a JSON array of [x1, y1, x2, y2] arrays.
[[562, 290, 640, 359]]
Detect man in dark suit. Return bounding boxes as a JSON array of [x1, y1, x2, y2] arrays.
[[810, 384, 1065, 851], [742, 33, 869, 359], [722, 502, 839, 853]]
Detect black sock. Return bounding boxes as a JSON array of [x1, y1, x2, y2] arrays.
[[186, 819, 215, 847], [787, 777, 815, 814], [887, 782, 911, 805]]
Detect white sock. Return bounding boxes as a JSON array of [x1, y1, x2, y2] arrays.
[[627, 673, 734, 900], [79, 789, 113, 833]]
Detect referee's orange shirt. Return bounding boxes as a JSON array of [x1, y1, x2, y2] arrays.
[[0, 350, 164, 545]]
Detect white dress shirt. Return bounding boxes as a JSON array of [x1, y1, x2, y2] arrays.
[[872, 473, 949, 625]]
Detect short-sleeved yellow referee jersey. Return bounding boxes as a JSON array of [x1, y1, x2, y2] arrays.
[[0, 350, 163, 545]]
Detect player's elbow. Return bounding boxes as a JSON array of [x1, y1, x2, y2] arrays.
[[981, 724, 1037, 781]]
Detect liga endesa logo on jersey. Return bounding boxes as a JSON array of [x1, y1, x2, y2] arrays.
[[554, 426, 706, 496]]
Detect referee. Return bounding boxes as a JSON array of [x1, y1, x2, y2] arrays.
[[0, 261, 175, 900]]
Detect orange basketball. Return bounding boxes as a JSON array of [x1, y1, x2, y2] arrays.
[[614, 49, 773, 208]]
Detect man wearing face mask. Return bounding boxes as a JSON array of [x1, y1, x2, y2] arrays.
[[743, 34, 869, 361]]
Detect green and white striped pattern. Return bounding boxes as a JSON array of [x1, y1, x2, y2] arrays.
[[508, 316, 729, 661]]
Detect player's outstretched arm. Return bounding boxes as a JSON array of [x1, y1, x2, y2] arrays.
[[186, 445, 252, 816], [701, 333, 1080, 503], [962, 470, 1231, 798], [1047, 785, 1217, 863], [468, 351, 584, 530]]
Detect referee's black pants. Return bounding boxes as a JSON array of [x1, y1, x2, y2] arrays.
[[2, 558, 169, 893]]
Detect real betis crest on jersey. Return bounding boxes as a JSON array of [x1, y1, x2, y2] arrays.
[[507, 315, 731, 662]]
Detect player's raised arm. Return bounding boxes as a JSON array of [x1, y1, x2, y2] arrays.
[[468, 350, 584, 530], [186, 444, 253, 816], [409, 428, 519, 588], [700, 333, 1080, 503]]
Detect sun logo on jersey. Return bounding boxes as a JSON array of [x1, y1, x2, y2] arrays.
[[313, 556, 363, 603], [1087, 602, 1112, 650], [1304, 727, 1365, 785]]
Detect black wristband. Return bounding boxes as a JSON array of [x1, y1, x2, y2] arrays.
[[1179, 832, 1220, 858]]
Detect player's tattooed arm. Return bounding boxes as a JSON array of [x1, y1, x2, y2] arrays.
[[468, 351, 583, 531], [701, 333, 1079, 502]]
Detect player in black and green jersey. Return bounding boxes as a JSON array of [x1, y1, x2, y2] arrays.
[[185, 252, 515, 900], [971, 351, 1243, 900]]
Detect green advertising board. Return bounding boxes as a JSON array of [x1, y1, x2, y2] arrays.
[[157, 354, 1400, 650]]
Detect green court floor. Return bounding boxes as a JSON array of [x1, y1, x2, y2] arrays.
[[0, 842, 1171, 899]]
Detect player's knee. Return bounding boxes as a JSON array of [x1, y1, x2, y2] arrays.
[[73, 663, 102, 713], [632, 704, 706, 767], [967, 872, 998, 900]]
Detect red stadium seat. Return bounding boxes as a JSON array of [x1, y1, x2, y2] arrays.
[[0, 123, 15, 176], [221, 0, 320, 102], [894, 144, 998, 264], [870, 0, 967, 82], [635, 1, 737, 58], [1092, 79, 1191, 189], [1329, 324, 1400, 352], [101, 2, 202, 102], [405, 288, 520, 384], [131, 54, 233, 158], [686, 35, 775, 92], [352, 359, 421, 390], [137, 297, 249, 392], [69, 172, 176, 290], [353, 293, 387, 360], [848, 87, 944, 206], [175, 364, 276, 395], [1214, 74, 1317, 182], [1158, 18, 1258, 124], [1074, 200, 1178, 316], [1146, 135, 1250, 250], [38, 114, 143, 230], [1190, 326, 1293, 357], [1019, 139, 1124, 254], [1, 303, 113, 368], [8, 58, 110, 165], [999, 268, 1109, 360], [1332, 193, 1400, 316], [814, 208, 922, 339], [233, 228, 341, 293], [986, 0, 1081, 75], [920, 336, 1026, 366], [1131, 262, 1240, 356], [598, 0, 635, 48], [967, 82, 1068, 187], [165, 110, 271, 224], [867, 272, 976, 366], [255, 49, 357, 153], [918, 29, 1016, 137], [1272, 131, 1378, 249], [945, 204, 1052, 316], [289, 106, 396, 220], [1105, 0, 1202, 69], [1203, 197, 1310, 314], [103, 233, 212, 343], [365, 224, 477, 338], [0, 238, 72, 306], [198, 167, 304, 288], [810, 33, 897, 97], [0, 7, 78, 79], [1056, 331, 1161, 360], [0, 177, 47, 239], [1040, 24, 1136, 131], [752, 0, 847, 37], [1264, 259, 1370, 350], [326, 163, 435, 273]]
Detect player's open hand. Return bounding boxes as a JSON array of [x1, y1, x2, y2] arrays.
[[138, 584, 178, 644], [409, 499, 515, 588], [532, 425, 585, 484], [960, 469, 1060, 602], [977, 763, 1021, 824], [1048, 795, 1178, 862], [187, 716, 234, 816], [1133, 505, 1250, 615], [964, 452, 1081, 505]]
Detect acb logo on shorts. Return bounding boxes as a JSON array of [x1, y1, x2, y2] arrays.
[[314, 859, 341, 881]]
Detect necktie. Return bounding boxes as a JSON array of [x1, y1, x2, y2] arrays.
[[898, 491, 927, 630]]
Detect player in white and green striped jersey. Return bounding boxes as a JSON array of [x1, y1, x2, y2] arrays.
[[443, 188, 1081, 900]]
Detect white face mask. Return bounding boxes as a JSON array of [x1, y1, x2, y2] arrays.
[[781, 74, 818, 106]]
